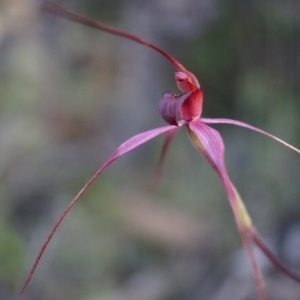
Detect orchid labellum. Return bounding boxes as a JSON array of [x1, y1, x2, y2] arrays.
[[21, 2, 300, 299]]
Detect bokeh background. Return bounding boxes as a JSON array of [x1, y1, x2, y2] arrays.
[[1, 0, 300, 299]]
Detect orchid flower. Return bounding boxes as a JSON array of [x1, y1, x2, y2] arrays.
[[22, 2, 300, 299]]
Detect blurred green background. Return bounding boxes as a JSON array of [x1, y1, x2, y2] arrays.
[[1, 0, 300, 299]]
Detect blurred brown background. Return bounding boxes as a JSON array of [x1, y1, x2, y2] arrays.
[[1, 0, 300, 299]]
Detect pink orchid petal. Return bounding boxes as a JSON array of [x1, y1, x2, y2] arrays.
[[201, 118, 300, 155], [249, 228, 300, 284], [188, 119, 239, 209], [188, 119, 267, 298], [187, 120, 253, 229], [150, 127, 180, 189], [240, 230, 268, 300], [188, 119, 300, 292], [21, 124, 179, 293]]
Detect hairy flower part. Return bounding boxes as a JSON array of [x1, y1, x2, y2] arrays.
[[21, 2, 300, 299]]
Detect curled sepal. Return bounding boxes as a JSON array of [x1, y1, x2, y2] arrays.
[[159, 88, 202, 126]]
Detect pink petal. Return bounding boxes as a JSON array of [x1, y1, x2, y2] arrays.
[[187, 120, 252, 228], [188, 119, 235, 202], [201, 118, 300, 155], [150, 127, 180, 189], [188, 119, 267, 298], [249, 228, 300, 284], [44, 2, 195, 79], [188, 119, 300, 293], [21, 124, 179, 293]]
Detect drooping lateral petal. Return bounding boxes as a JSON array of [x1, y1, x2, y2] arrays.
[[188, 119, 251, 228], [150, 127, 180, 189], [21, 124, 179, 293], [188, 119, 268, 299], [188, 119, 300, 292], [159, 89, 202, 125], [201, 118, 300, 155]]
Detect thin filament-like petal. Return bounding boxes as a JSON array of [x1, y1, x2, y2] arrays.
[[149, 127, 180, 189], [201, 118, 300, 155], [249, 228, 300, 284], [21, 124, 179, 293], [43, 1, 198, 83]]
